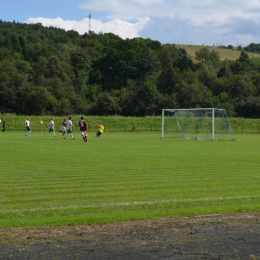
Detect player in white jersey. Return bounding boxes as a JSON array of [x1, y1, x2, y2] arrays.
[[24, 117, 31, 136], [44, 118, 56, 137], [63, 116, 75, 139]]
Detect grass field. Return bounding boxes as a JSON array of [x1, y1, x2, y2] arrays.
[[176, 44, 260, 61], [0, 132, 259, 229]]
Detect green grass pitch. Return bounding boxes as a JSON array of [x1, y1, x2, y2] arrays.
[[0, 132, 259, 228]]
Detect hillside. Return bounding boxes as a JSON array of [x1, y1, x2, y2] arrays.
[[1, 20, 260, 118], [176, 44, 260, 60]]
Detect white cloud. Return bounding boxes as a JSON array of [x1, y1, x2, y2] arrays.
[[79, 0, 260, 26], [94, 17, 150, 38], [24, 16, 150, 39], [133, 0, 164, 5], [24, 0, 260, 45]]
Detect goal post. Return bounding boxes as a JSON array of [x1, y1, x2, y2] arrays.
[[162, 108, 235, 141]]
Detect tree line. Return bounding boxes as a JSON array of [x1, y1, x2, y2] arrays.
[[1, 20, 260, 117]]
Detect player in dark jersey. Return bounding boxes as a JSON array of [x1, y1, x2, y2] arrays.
[[61, 119, 66, 136], [79, 116, 88, 143]]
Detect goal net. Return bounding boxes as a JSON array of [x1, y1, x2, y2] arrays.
[[162, 108, 235, 141]]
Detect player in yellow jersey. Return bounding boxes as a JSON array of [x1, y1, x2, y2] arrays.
[[96, 124, 104, 137]]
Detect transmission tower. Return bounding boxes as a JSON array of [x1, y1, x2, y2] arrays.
[[88, 14, 92, 32]]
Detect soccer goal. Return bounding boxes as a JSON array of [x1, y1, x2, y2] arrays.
[[162, 108, 235, 141]]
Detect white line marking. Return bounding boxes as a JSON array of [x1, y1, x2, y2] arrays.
[[2, 194, 260, 212]]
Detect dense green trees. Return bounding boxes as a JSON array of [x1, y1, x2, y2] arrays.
[[1, 20, 260, 117]]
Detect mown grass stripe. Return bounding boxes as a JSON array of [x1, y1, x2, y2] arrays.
[[0, 132, 260, 228]]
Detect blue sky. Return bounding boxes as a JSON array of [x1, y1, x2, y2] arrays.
[[1, 0, 260, 46]]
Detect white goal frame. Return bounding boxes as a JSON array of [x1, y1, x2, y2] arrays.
[[162, 108, 234, 140]]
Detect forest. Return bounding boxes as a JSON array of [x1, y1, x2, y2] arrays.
[[1, 20, 260, 118]]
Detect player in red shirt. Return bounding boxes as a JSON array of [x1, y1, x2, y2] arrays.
[[61, 119, 66, 136], [79, 116, 88, 143]]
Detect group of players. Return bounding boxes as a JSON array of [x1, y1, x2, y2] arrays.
[[24, 117, 105, 143]]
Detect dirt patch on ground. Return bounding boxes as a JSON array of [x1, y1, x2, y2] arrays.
[[0, 212, 259, 259]]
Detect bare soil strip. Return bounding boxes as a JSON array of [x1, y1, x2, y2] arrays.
[[0, 212, 259, 259]]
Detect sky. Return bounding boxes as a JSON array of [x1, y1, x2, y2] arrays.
[[1, 0, 260, 46]]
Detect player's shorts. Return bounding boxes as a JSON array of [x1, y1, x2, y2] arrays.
[[81, 131, 87, 136], [67, 129, 72, 134], [96, 131, 102, 137], [61, 126, 66, 132], [26, 126, 31, 131], [49, 128, 54, 132]]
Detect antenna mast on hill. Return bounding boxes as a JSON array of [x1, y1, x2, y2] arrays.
[[88, 14, 92, 32]]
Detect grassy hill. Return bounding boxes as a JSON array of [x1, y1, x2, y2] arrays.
[[176, 44, 260, 60]]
